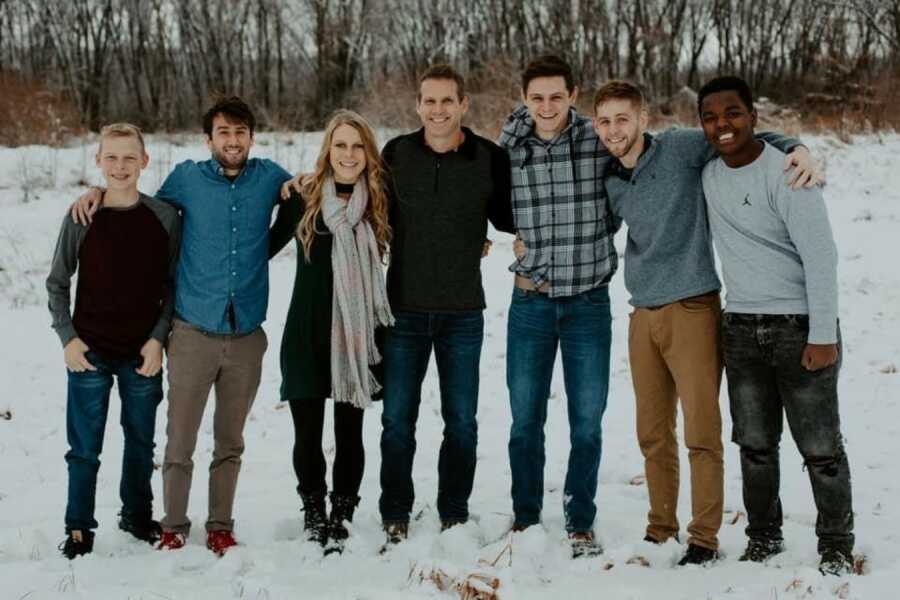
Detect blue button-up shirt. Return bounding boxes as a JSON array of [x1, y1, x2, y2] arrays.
[[156, 157, 291, 334]]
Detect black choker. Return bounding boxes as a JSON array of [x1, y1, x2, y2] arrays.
[[335, 181, 355, 195]]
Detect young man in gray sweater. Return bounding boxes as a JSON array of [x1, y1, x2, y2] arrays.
[[594, 80, 818, 565], [699, 75, 853, 576]]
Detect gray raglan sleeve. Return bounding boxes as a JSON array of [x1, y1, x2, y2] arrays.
[[46, 215, 86, 347], [757, 131, 802, 155], [774, 184, 839, 344], [146, 199, 182, 344]]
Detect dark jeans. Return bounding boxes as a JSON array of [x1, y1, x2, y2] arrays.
[[288, 398, 364, 498], [722, 313, 854, 554], [506, 286, 613, 533], [379, 310, 484, 524], [65, 351, 163, 531]]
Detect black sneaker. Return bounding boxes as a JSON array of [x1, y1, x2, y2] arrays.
[[739, 538, 784, 563], [678, 543, 719, 566], [118, 514, 162, 544], [569, 531, 603, 559], [819, 547, 854, 576], [59, 530, 94, 560], [643, 533, 678, 545]]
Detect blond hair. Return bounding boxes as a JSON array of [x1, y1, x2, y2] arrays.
[[297, 110, 392, 262], [98, 122, 146, 154]]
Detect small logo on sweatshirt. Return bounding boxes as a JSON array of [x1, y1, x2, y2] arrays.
[[742, 194, 752, 206]]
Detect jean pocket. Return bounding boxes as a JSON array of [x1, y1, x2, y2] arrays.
[[512, 287, 535, 301], [582, 286, 610, 306]]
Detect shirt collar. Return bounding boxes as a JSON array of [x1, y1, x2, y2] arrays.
[[415, 126, 478, 159], [608, 132, 654, 179]]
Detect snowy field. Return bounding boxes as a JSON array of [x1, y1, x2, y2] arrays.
[[0, 131, 898, 599]]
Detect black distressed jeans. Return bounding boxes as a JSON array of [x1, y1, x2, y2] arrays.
[[722, 313, 854, 554]]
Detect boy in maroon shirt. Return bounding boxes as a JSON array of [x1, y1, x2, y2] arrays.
[[46, 124, 180, 559]]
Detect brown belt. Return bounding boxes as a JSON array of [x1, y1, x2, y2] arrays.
[[514, 274, 550, 294], [644, 291, 719, 310]]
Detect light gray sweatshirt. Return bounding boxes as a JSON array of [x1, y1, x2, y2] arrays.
[[701, 142, 838, 344]]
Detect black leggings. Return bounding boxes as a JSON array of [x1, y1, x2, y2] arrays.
[[288, 398, 364, 497]]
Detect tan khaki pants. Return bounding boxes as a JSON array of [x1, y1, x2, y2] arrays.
[[629, 292, 724, 550], [161, 319, 267, 533]]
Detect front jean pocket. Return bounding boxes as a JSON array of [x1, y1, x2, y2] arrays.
[[678, 294, 719, 313], [512, 287, 538, 302], [582, 286, 610, 306]]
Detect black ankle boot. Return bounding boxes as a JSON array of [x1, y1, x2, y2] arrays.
[[325, 493, 360, 555], [300, 492, 328, 547]]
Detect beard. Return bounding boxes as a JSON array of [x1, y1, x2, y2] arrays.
[[606, 133, 639, 158], [212, 148, 249, 171]]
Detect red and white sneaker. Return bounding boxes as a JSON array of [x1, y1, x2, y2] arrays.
[[157, 531, 186, 551], [206, 530, 238, 556]]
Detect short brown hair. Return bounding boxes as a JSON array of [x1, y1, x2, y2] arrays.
[[203, 96, 256, 137], [522, 55, 575, 94], [593, 80, 645, 113], [98, 122, 146, 154], [418, 64, 466, 101]]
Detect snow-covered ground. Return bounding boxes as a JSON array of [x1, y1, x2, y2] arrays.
[[0, 131, 898, 599]]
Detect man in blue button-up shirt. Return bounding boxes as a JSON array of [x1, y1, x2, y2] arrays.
[[72, 97, 295, 555]]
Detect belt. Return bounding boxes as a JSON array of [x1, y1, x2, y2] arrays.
[[514, 274, 550, 294], [173, 318, 258, 339], [644, 291, 719, 311]]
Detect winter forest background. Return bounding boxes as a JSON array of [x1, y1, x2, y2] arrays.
[[1, 0, 899, 143]]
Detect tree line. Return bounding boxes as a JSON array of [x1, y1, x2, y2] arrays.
[[0, 0, 897, 138]]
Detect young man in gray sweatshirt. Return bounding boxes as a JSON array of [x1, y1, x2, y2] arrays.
[[699, 75, 853, 576], [594, 80, 818, 565]]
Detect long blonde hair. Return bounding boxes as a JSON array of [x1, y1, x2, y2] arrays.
[[297, 110, 391, 262]]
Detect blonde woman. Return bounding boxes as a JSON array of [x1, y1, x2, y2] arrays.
[[269, 110, 392, 554]]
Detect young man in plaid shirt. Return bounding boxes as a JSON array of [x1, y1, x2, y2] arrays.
[[498, 55, 618, 558]]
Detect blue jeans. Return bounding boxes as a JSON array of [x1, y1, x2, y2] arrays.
[[379, 310, 484, 523], [723, 314, 853, 554], [507, 286, 612, 533], [65, 351, 163, 531]]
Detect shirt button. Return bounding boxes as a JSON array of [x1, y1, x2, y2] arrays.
[[232, 227, 237, 232], [232, 250, 237, 255], [230, 292, 235, 297], [231, 185, 236, 190], [231, 271, 236, 276], [232, 206, 237, 212]]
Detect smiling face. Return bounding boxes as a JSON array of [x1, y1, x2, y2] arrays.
[[96, 135, 148, 191], [593, 98, 647, 159], [523, 76, 577, 141], [416, 78, 468, 141], [700, 90, 758, 162], [206, 113, 254, 174], [328, 123, 367, 184]]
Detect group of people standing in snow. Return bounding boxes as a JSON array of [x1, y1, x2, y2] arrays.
[[47, 54, 856, 576]]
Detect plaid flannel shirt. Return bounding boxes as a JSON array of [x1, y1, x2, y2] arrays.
[[498, 105, 619, 298]]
